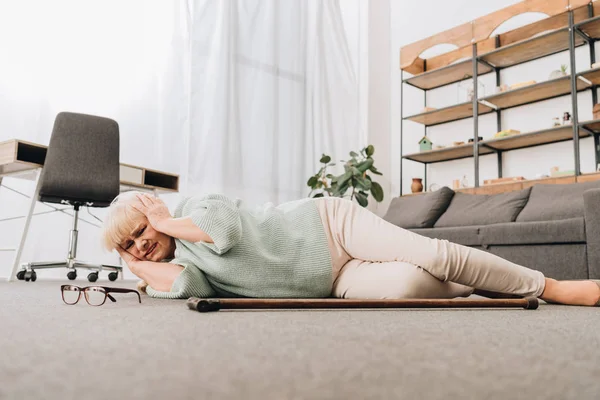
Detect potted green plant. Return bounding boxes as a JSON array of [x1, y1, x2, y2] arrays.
[[307, 145, 384, 207], [549, 64, 568, 80]]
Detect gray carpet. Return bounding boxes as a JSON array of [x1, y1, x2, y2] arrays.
[[1, 281, 599, 400]]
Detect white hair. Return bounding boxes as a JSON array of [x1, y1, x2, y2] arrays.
[[100, 191, 147, 251]]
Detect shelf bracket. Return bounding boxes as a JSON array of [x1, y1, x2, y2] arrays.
[[477, 58, 497, 71], [479, 99, 498, 110], [577, 75, 593, 86], [580, 125, 598, 136], [574, 27, 592, 44]]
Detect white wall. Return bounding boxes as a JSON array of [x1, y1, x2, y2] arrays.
[[388, 0, 598, 196]]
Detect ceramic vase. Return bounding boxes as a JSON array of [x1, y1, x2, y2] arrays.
[[411, 178, 423, 193]]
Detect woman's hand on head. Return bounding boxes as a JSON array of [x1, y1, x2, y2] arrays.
[[132, 193, 172, 232]]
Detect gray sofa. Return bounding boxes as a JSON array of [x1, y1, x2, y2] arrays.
[[383, 180, 600, 280]]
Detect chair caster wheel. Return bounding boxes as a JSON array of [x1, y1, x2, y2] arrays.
[[87, 272, 98, 283], [16, 270, 26, 280], [108, 272, 118, 282], [23, 270, 36, 282], [67, 271, 77, 280]]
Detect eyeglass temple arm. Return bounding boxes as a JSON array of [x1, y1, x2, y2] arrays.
[[103, 287, 142, 303]]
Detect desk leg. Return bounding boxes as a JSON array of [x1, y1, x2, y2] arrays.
[[7, 169, 42, 282]]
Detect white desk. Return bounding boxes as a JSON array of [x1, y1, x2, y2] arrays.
[[0, 139, 180, 281]]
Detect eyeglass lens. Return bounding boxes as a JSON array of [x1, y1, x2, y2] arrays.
[[62, 286, 81, 304], [84, 287, 107, 306], [62, 285, 107, 306]]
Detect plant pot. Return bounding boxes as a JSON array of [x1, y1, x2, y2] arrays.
[[411, 178, 423, 193], [548, 70, 567, 80]]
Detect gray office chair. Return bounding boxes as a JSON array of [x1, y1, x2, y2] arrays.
[[16, 112, 123, 282]]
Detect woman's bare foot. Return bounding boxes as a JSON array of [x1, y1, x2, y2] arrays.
[[540, 278, 600, 306]]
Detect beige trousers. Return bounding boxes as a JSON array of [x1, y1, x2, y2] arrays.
[[314, 197, 546, 299]]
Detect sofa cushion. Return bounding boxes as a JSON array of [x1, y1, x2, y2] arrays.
[[516, 180, 600, 222], [409, 226, 483, 246], [480, 217, 585, 246], [434, 187, 532, 228], [383, 186, 454, 229]]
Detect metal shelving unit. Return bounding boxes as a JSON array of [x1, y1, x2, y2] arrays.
[[399, 3, 600, 196]]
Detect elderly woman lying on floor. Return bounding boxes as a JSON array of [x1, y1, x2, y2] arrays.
[[101, 191, 600, 306]]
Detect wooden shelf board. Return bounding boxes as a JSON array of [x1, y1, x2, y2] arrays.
[[579, 118, 600, 133], [404, 102, 493, 126], [404, 60, 494, 90], [403, 144, 494, 164], [577, 15, 600, 39], [481, 125, 587, 151], [478, 28, 585, 68], [478, 76, 589, 110]]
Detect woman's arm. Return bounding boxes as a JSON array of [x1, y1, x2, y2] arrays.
[[129, 260, 183, 292], [116, 246, 183, 292], [156, 217, 214, 244]]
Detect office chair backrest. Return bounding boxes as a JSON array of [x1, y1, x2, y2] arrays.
[[39, 112, 120, 207]]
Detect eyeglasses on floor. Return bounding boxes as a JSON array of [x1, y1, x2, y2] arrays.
[[61, 285, 141, 306]]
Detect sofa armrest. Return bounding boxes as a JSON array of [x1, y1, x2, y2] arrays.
[[583, 189, 600, 278]]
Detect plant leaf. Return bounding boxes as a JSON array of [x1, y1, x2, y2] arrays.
[[337, 170, 353, 186], [355, 176, 371, 190], [366, 145, 374, 156], [312, 193, 325, 198], [320, 155, 331, 164], [356, 159, 374, 173], [369, 165, 383, 175], [355, 191, 368, 207], [350, 151, 359, 158], [307, 176, 318, 187], [370, 181, 384, 202]]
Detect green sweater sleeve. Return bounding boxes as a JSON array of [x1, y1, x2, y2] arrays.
[[180, 194, 242, 255], [145, 259, 217, 299]]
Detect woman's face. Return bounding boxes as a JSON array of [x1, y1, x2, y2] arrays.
[[120, 217, 175, 262]]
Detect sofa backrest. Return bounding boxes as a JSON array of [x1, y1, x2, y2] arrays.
[[383, 186, 454, 228], [434, 187, 532, 228], [516, 180, 600, 222]]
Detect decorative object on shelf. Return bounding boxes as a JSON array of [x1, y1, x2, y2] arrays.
[[509, 80, 536, 90], [433, 145, 445, 150], [550, 169, 575, 177], [593, 104, 600, 120], [468, 136, 484, 143], [452, 179, 460, 190], [493, 129, 520, 138], [483, 176, 526, 185], [562, 111, 571, 125], [428, 183, 440, 191], [548, 64, 568, 80], [593, 62, 600, 69], [460, 175, 469, 188], [550, 166, 559, 174], [307, 145, 384, 208], [411, 178, 423, 193], [453, 141, 465, 146], [552, 117, 561, 127], [457, 74, 485, 103], [418, 136, 433, 152]]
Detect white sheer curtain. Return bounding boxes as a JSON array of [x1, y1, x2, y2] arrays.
[[0, 0, 360, 277], [186, 0, 360, 204]]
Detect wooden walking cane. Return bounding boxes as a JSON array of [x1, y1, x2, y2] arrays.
[[186, 297, 539, 313]]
